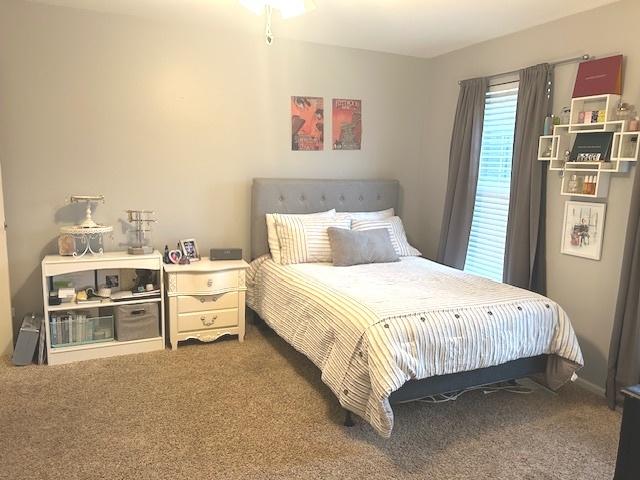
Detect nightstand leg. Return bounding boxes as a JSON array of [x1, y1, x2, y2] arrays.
[[344, 409, 355, 427], [238, 294, 246, 343]]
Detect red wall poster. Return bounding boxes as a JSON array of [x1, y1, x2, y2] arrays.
[[291, 96, 324, 151], [332, 99, 362, 150]]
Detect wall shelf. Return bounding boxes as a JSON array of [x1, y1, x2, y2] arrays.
[[560, 171, 609, 198], [538, 94, 638, 199], [612, 132, 640, 162]]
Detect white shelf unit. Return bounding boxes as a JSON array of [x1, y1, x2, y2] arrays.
[[560, 171, 610, 198], [612, 132, 640, 162], [538, 134, 570, 162], [538, 94, 638, 198], [41, 251, 166, 365], [568, 94, 620, 133]]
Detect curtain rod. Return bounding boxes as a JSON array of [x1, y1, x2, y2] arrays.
[[457, 54, 592, 85]]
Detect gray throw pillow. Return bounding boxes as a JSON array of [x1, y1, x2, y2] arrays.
[[327, 227, 400, 267]]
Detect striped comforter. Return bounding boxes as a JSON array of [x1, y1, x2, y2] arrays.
[[247, 255, 583, 437]]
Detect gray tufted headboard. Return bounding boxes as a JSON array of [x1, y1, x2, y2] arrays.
[[251, 178, 400, 259]]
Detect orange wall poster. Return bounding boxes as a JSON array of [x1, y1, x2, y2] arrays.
[[291, 96, 324, 151], [332, 99, 362, 150]]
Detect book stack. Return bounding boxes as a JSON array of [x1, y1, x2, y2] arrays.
[[50, 312, 114, 347]]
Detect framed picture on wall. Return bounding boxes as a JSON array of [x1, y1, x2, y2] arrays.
[[560, 201, 606, 260]]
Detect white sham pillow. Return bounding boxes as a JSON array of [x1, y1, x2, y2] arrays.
[[274, 215, 351, 265], [335, 208, 395, 222], [266, 209, 335, 263], [351, 216, 421, 257]]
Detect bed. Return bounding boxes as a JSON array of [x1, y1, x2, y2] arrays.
[[247, 178, 583, 437]]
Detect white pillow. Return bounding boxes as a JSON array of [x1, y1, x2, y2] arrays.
[[266, 210, 335, 263], [351, 217, 421, 257], [335, 208, 395, 222], [274, 215, 351, 265]]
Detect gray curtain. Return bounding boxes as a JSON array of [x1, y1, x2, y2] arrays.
[[607, 165, 640, 407], [503, 64, 553, 293], [437, 77, 488, 269]]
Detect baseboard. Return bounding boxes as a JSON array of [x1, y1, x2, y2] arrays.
[[574, 376, 606, 397]]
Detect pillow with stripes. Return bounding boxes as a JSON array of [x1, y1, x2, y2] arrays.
[[351, 217, 421, 257], [274, 215, 351, 265], [266, 210, 336, 263], [335, 208, 395, 222]]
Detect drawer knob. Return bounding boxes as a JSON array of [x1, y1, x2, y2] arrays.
[[207, 279, 213, 287], [200, 297, 206, 303], [201, 315, 217, 327]]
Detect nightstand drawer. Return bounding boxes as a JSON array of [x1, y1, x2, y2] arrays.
[[177, 308, 238, 332], [176, 270, 238, 294], [177, 292, 238, 314]]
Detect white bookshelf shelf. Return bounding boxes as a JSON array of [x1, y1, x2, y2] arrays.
[[47, 296, 162, 312], [538, 94, 638, 199], [41, 250, 166, 365], [50, 336, 163, 353]]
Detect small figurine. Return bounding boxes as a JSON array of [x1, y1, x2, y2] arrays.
[[177, 243, 190, 265], [163, 245, 171, 264]]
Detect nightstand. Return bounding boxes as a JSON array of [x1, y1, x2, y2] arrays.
[[164, 259, 249, 350]]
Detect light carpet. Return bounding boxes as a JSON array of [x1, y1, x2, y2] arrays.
[[0, 322, 621, 480]]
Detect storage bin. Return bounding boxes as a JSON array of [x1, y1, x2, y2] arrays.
[[114, 303, 159, 341]]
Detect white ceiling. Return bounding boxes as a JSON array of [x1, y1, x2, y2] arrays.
[[28, 0, 619, 58]]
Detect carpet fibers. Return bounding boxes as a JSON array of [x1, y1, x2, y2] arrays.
[[0, 323, 621, 480]]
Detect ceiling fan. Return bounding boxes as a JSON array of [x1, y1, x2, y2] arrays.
[[240, 0, 316, 45]]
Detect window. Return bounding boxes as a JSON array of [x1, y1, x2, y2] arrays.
[[464, 84, 519, 282]]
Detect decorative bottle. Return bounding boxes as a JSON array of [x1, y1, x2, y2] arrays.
[[568, 175, 578, 194]]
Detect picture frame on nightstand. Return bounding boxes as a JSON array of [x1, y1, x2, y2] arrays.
[[179, 238, 200, 262]]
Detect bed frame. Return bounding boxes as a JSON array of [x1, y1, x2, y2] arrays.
[[249, 178, 548, 425]]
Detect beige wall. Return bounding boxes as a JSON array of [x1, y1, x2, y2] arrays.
[[425, 0, 639, 388], [0, 0, 429, 339]]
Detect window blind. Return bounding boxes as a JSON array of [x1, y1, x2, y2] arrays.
[[464, 85, 519, 282]]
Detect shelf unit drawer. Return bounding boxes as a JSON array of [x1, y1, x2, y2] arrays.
[[177, 308, 238, 332], [177, 292, 238, 314], [176, 270, 238, 294]]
